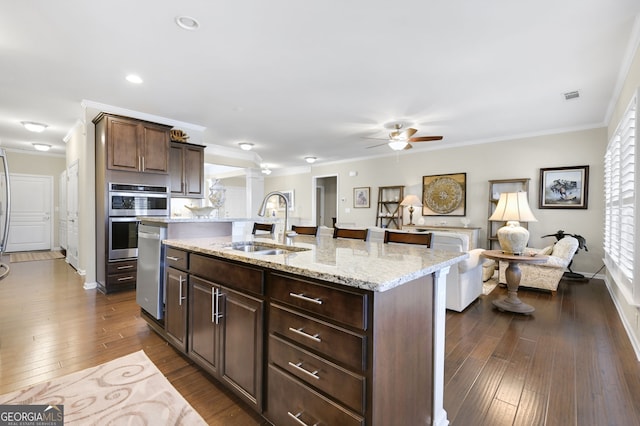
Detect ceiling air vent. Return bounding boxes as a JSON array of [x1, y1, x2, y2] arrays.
[[563, 90, 580, 101]]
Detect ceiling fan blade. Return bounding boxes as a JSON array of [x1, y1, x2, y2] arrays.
[[404, 143, 413, 150], [366, 142, 388, 149], [408, 136, 443, 142], [404, 128, 418, 138]]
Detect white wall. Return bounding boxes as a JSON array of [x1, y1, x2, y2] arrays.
[[265, 126, 607, 277]]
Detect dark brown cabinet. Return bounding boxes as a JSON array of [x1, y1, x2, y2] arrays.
[[165, 265, 188, 351], [187, 254, 264, 410], [170, 142, 204, 198], [96, 113, 171, 174], [145, 245, 436, 425], [105, 259, 137, 293], [266, 273, 367, 425]]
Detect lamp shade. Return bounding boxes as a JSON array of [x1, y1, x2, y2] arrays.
[[400, 194, 422, 207], [489, 192, 537, 255], [489, 192, 537, 222]]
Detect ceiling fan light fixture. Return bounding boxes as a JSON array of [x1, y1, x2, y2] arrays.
[[21, 121, 48, 133], [238, 142, 254, 151], [388, 140, 409, 151]]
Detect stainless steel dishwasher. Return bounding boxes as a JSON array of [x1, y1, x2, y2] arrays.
[[136, 223, 167, 319]]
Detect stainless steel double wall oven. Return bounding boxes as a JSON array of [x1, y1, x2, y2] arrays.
[[107, 183, 168, 261]]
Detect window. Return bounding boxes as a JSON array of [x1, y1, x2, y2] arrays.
[[604, 91, 636, 304]]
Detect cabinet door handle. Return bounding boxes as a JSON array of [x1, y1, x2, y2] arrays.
[[211, 287, 223, 324], [211, 288, 218, 323], [178, 275, 186, 305], [288, 327, 321, 343], [288, 361, 320, 380], [166, 256, 182, 261], [287, 411, 317, 426], [289, 292, 323, 305]]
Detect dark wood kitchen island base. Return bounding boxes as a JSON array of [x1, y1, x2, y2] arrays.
[[141, 235, 463, 425]]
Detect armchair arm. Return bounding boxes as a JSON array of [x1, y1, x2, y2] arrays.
[[459, 248, 486, 273]]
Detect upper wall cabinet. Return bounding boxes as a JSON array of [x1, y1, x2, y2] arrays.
[[170, 142, 204, 198], [93, 113, 171, 174]]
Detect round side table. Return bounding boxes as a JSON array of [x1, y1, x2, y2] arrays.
[[481, 250, 548, 314]]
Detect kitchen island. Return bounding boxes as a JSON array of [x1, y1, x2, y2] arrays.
[[143, 233, 466, 425]]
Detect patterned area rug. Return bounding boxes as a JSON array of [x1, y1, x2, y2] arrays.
[[10, 250, 65, 263], [0, 350, 207, 425], [483, 276, 499, 295]]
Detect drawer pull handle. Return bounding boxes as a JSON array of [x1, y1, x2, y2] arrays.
[[117, 276, 134, 281], [166, 256, 182, 261], [288, 361, 320, 380], [287, 411, 318, 426], [288, 327, 321, 343], [289, 292, 323, 305], [116, 265, 134, 270]]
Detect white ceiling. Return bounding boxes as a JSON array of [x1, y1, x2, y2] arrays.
[[1, 1, 639, 170]]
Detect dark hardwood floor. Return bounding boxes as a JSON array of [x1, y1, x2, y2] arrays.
[[1, 257, 639, 425]]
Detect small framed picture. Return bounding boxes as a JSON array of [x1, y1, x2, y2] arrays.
[[354, 187, 370, 208], [539, 165, 589, 209], [278, 190, 295, 211]]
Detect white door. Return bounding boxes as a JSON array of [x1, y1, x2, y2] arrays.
[[59, 170, 67, 250], [6, 174, 53, 252], [66, 161, 79, 269]]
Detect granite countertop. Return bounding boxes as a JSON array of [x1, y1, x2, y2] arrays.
[[163, 234, 468, 293], [140, 217, 252, 224]]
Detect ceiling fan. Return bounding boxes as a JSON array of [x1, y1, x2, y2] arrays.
[[366, 123, 443, 151]]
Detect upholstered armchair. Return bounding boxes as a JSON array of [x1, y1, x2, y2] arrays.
[[498, 236, 580, 293]]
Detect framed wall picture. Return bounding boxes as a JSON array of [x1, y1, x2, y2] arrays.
[[539, 165, 589, 209], [278, 190, 295, 211], [422, 172, 466, 216], [354, 187, 370, 208]]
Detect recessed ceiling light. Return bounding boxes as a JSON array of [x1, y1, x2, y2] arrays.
[[305, 156, 317, 164], [238, 142, 254, 151], [175, 16, 200, 31], [32, 143, 51, 152], [21, 121, 48, 133], [126, 74, 143, 84]]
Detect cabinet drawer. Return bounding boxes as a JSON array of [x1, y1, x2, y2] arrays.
[[190, 254, 263, 295], [106, 271, 137, 291], [269, 334, 365, 413], [270, 305, 365, 372], [166, 248, 188, 271], [107, 259, 137, 274], [269, 273, 367, 330], [267, 364, 364, 426]]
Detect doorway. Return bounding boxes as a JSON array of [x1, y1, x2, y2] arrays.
[[6, 174, 54, 252], [312, 175, 337, 228]]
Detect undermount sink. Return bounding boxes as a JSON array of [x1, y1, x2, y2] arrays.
[[227, 243, 289, 255]]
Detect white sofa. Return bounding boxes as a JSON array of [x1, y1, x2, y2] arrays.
[[430, 232, 487, 312], [498, 236, 579, 293], [367, 227, 486, 312]]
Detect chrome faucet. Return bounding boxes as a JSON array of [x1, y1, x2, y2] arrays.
[[257, 191, 289, 243]]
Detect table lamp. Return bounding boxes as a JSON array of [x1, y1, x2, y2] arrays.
[[400, 194, 423, 226], [488, 192, 537, 255]]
